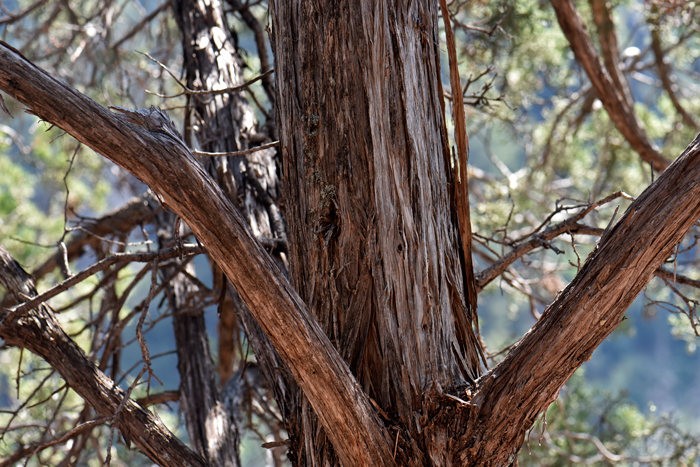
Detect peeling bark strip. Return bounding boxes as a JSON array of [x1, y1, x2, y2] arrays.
[[453, 134, 700, 465], [551, 0, 671, 171], [438, 0, 479, 328], [0, 42, 395, 467], [0, 246, 208, 467]]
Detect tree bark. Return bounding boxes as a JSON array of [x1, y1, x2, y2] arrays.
[[3, 19, 700, 465], [156, 208, 242, 467], [447, 134, 700, 465], [0, 41, 395, 467], [269, 1, 484, 463], [170, 3, 294, 464]]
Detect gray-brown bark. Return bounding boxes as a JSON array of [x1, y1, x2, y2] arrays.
[[551, 0, 671, 171], [448, 134, 700, 465], [3, 15, 700, 465], [0, 41, 395, 467], [170, 3, 293, 464]]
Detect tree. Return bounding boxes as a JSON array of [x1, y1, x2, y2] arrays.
[[0, 0, 699, 466]]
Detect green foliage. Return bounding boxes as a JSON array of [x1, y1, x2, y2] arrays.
[[520, 370, 700, 466]]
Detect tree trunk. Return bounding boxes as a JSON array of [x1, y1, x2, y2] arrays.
[[156, 207, 242, 467], [170, 1, 295, 462], [3, 17, 700, 465], [269, 1, 484, 464]]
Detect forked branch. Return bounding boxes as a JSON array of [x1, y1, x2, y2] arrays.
[[550, 0, 671, 171], [453, 134, 700, 464]]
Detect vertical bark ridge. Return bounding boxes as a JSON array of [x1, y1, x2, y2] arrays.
[[271, 0, 484, 463]]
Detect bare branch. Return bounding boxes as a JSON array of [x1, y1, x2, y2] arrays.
[[589, 0, 633, 106], [550, 0, 671, 171], [457, 134, 700, 463], [7, 245, 204, 318], [648, 14, 699, 130], [194, 140, 279, 157], [0, 0, 48, 25], [476, 191, 628, 290], [0, 245, 208, 467], [111, 1, 170, 50]]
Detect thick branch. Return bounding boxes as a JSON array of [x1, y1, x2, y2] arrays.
[[455, 134, 700, 464], [0, 41, 394, 467], [550, 0, 671, 171]]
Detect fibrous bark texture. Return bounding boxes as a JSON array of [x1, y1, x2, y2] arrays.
[[445, 134, 700, 465], [156, 208, 242, 467], [3, 16, 700, 465], [269, 0, 483, 464], [170, 1, 293, 461], [0, 42, 395, 467]]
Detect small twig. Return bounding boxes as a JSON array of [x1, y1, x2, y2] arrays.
[[66, 225, 154, 247], [193, 140, 279, 157], [140, 52, 187, 90], [3, 245, 204, 320], [133, 261, 163, 392], [57, 241, 72, 278], [567, 228, 581, 272], [0, 93, 12, 117], [444, 393, 469, 405], [111, 1, 170, 50], [145, 65, 274, 99], [135, 390, 179, 407]]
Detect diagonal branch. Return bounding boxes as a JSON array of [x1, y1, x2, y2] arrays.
[[453, 134, 700, 464], [0, 245, 208, 467], [550, 0, 671, 171], [648, 13, 699, 131], [0, 41, 395, 467], [589, 0, 633, 106]]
